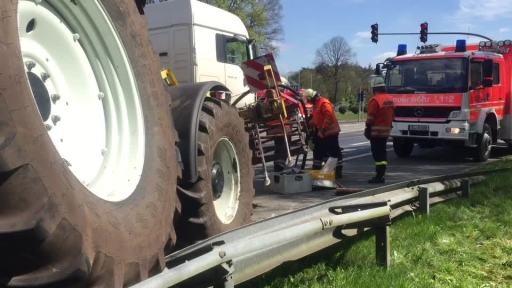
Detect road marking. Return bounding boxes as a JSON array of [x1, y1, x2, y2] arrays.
[[349, 141, 369, 147], [342, 148, 356, 152], [344, 148, 394, 162]]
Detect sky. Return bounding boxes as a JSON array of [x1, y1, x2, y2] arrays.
[[276, 0, 512, 75]]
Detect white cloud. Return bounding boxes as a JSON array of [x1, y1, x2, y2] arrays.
[[355, 31, 371, 38], [499, 27, 511, 33], [272, 41, 290, 53], [456, 0, 512, 20], [351, 31, 372, 48], [373, 51, 396, 63]]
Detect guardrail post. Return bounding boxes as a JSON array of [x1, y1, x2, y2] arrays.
[[418, 186, 429, 215], [213, 262, 234, 288], [375, 224, 390, 268], [461, 179, 470, 198]]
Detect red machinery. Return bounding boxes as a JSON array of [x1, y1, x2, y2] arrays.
[[238, 54, 310, 184]]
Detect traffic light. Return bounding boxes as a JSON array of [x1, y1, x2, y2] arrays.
[[371, 23, 378, 43], [420, 22, 428, 43], [358, 91, 366, 102]]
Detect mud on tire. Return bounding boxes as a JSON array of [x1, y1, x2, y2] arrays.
[[0, 0, 178, 287]]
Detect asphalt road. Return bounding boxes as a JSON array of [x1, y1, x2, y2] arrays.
[[251, 122, 511, 221]]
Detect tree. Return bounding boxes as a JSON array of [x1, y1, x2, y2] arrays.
[[315, 36, 355, 102], [199, 0, 284, 55]]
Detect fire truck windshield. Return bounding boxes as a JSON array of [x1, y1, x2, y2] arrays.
[[385, 58, 468, 94]]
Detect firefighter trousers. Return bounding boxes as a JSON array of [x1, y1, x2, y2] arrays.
[[274, 136, 289, 172], [312, 134, 343, 178], [370, 137, 388, 179]]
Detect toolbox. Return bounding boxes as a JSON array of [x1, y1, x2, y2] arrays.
[[269, 171, 312, 194]]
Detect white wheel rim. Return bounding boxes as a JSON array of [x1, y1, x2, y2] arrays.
[[483, 132, 491, 157], [18, 0, 145, 202], [212, 138, 241, 224]]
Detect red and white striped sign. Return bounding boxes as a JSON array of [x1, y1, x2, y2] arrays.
[[242, 53, 282, 92]]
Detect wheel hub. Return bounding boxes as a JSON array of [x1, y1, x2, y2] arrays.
[[27, 71, 51, 122], [18, 0, 145, 202], [211, 162, 225, 200], [212, 138, 241, 224], [484, 134, 491, 154]]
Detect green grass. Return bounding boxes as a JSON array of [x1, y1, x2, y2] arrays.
[[241, 160, 512, 288], [336, 112, 366, 122]]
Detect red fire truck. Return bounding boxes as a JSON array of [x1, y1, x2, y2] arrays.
[[376, 40, 512, 161]]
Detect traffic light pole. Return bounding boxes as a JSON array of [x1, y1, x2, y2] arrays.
[[377, 32, 493, 41]]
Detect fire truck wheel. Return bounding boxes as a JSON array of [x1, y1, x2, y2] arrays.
[[393, 138, 414, 158], [473, 123, 492, 162], [177, 98, 255, 245], [0, 1, 178, 287]]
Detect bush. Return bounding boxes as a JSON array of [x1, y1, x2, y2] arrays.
[[349, 105, 359, 114], [338, 106, 347, 114]]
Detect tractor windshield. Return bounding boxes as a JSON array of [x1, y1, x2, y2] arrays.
[[385, 58, 468, 93]]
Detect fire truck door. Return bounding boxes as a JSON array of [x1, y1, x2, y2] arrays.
[[470, 60, 484, 123]]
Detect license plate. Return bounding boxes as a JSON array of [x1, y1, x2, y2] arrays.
[[408, 125, 429, 131]]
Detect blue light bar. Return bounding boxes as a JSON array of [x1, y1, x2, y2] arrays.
[[397, 44, 407, 56], [455, 39, 466, 52]]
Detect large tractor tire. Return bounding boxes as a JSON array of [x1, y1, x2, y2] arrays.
[[0, 1, 178, 287], [177, 98, 254, 244]]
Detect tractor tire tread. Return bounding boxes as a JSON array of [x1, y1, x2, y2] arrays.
[[177, 99, 254, 245]]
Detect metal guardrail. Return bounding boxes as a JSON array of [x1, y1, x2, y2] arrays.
[[132, 167, 509, 288]]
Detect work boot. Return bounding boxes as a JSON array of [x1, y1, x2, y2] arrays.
[[312, 160, 323, 170], [368, 165, 386, 184]]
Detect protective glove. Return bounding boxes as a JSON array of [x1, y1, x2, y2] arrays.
[[364, 124, 371, 140]]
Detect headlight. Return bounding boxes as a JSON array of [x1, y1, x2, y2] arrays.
[[445, 127, 466, 134]]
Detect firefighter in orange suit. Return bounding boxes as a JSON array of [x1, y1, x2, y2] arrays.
[[365, 78, 395, 184], [304, 89, 343, 179]]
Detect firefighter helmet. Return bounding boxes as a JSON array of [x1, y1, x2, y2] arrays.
[[303, 89, 318, 99]]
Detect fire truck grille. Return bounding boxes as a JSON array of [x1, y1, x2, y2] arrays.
[[395, 106, 460, 119]]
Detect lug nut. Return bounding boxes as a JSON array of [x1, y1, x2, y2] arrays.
[[72, 33, 80, 41], [51, 115, 61, 126], [41, 72, 50, 82], [44, 123, 52, 131], [101, 148, 108, 157], [34, 0, 42, 4], [25, 61, 36, 71], [98, 92, 105, 100], [51, 94, 61, 104]]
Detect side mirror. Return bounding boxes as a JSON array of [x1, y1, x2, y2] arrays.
[[482, 59, 494, 87], [374, 63, 382, 75]]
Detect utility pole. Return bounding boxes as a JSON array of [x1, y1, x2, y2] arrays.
[[358, 87, 362, 122], [298, 70, 301, 88]]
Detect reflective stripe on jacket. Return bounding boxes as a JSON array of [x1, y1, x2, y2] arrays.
[[310, 96, 340, 137], [366, 94, 394, 138]]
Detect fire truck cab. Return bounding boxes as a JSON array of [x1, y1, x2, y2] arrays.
[[377, 40, 512, 161]]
